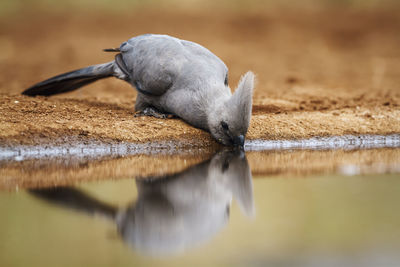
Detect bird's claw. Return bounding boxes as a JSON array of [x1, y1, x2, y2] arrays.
[[134, 107, 170, 119]]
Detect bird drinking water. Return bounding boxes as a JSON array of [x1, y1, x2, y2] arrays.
[[23, 34, 255, 147]]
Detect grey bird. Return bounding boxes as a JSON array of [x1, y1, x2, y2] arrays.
[[22, 34, 255, 147]]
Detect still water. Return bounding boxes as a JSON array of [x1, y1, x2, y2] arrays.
[[1, 147, 400, 266]]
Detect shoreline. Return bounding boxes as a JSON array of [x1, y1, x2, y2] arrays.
[[1, 134, 399, 161]]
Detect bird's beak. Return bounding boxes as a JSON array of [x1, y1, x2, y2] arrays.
[[233, 135, 245, 148]]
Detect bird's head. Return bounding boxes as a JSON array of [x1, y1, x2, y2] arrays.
[[208, 71, 255, 147]]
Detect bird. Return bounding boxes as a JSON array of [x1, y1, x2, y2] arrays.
[[22, 34, 255, 147]]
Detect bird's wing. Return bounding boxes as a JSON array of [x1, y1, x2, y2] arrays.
[[118, 35, 228, 96], [118, 35, 184, 96]]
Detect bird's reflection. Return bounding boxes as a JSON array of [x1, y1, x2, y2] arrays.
[[29, 149, 254, 256]]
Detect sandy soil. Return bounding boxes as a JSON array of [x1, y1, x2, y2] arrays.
[[0, 8, 400, 146]]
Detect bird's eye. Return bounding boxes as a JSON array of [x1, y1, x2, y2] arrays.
[[221, 121, 229, 131]]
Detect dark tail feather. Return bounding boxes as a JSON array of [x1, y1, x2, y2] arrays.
[[22, 61, 115, 96]]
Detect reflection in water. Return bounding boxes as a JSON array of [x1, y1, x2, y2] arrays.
[[29, 149, 254, 256]]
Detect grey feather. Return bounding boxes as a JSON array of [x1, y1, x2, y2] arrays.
[[22, 34, 255, 146]]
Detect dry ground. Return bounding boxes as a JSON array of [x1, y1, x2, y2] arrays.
[[0, 7, 400, 146]]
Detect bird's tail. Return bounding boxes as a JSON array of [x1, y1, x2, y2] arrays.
[[22, 61, 115, 96]]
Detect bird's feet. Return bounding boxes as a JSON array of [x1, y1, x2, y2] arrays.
[[134, 107, 174, 119]]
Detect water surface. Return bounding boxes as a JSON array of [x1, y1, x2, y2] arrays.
[[1, 147, 400, 266]]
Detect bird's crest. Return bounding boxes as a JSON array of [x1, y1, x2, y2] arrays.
[[227, 71, 255, 132]]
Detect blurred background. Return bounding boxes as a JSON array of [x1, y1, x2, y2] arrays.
[[1, 0, 399, 102], [0, 0, 399, 145], [1, 0, 400, 15]]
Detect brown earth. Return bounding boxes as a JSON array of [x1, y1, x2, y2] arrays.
[[0, 8, 400, 146]]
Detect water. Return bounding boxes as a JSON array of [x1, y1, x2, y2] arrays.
[[1, 137, 400, 266], [1, 134, 399, 161]]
